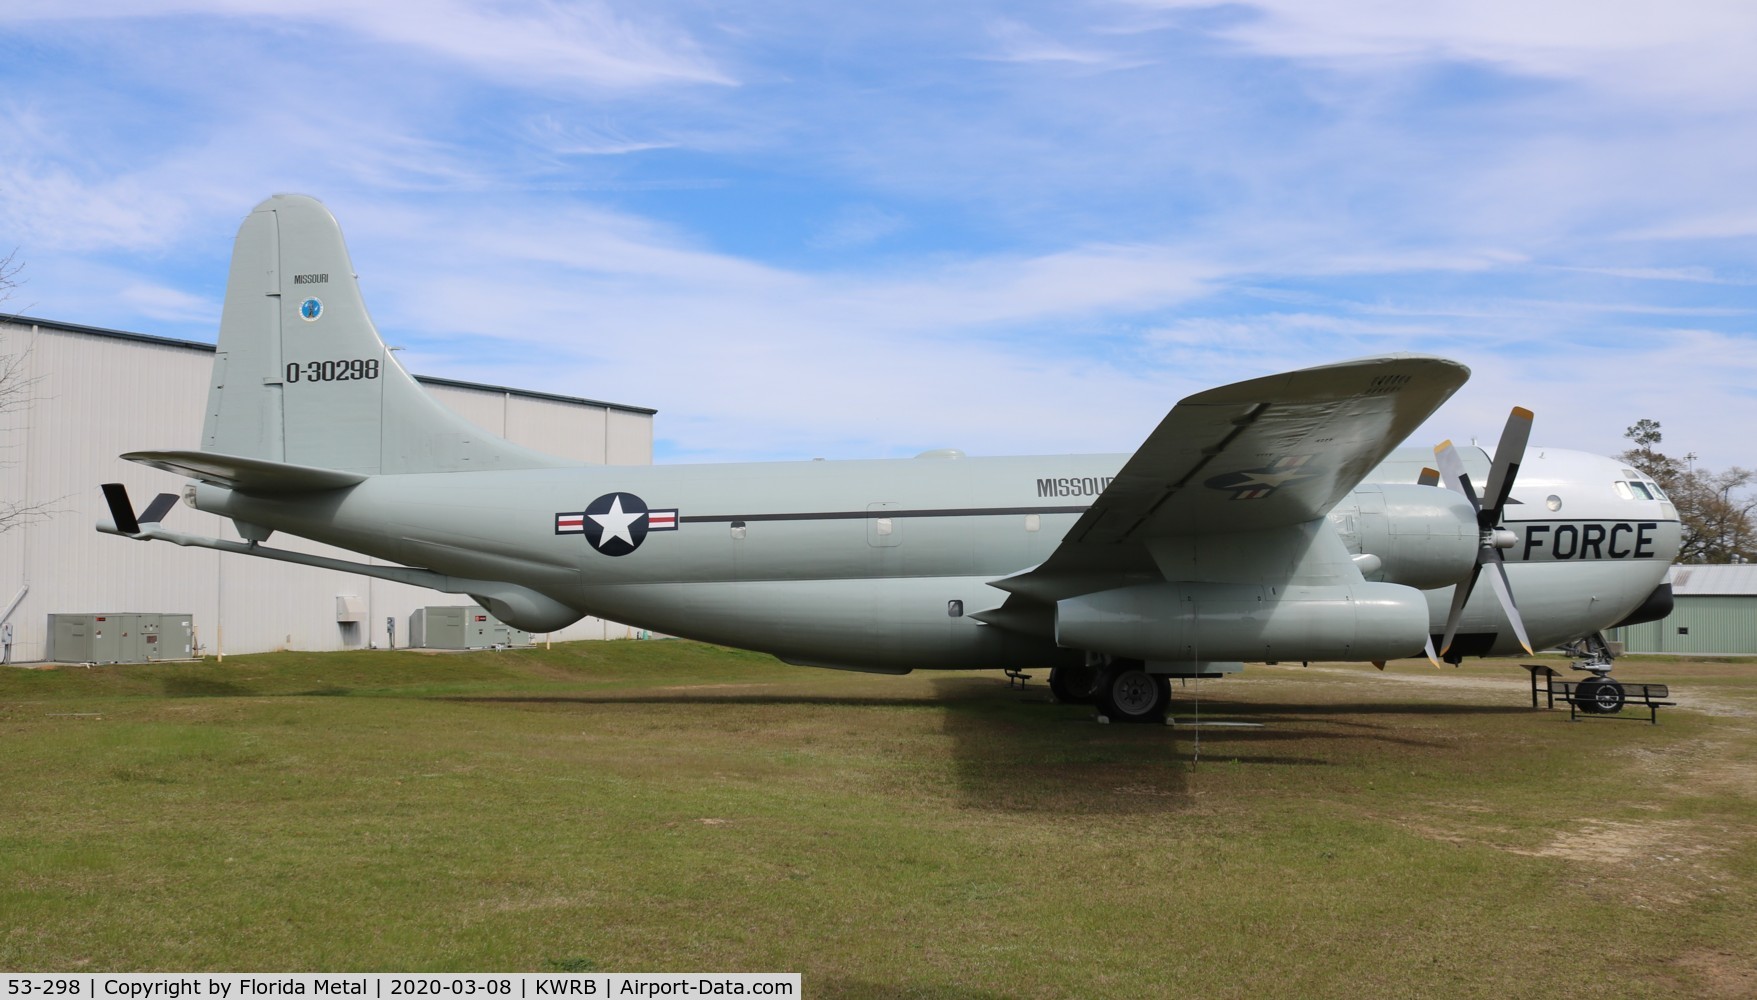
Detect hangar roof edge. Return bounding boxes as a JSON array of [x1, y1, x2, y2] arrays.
[[1667, 564, 1757, 595], [3, 314, 657, 416]]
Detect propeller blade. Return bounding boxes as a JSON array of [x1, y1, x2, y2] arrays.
[[100, 483, 140, 535], [1478, 406, 1533, 527], [1440, 560, 1482, 655], [1481, 550, 1535, 656], [1423, 636, 1441, 669], [1416, 467, 1440, 488], [1433, 440, 1480, 508]]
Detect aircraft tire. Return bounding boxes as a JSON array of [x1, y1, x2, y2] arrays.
[[1096, 663, 1169, 724], [1049, 665, 1100, 704], [1576, 677, 1626, 715]]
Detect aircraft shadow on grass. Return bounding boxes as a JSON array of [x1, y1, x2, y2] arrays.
[[924, 679, 1539, 812], [157, 671, 1530, 815]]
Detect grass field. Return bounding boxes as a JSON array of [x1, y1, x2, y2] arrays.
[[3, 641, 1753, 998]]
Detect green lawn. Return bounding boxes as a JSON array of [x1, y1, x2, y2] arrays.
[[3, 643, 1753, 998]]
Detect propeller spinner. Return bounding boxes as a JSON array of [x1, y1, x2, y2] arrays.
[[1433, 407, 1536, 660]]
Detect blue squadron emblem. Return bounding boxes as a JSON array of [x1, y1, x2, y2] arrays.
[[299, 297, 323, 321], [1204, 455, 1316, 500], [555, 492, 679, 556]]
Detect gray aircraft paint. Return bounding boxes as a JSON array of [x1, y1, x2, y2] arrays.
[[115, 195, 1681, 675]]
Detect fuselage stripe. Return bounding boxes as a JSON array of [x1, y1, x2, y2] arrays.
[[680, 504, 1091, 524]]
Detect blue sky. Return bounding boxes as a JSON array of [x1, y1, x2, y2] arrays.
[[2, 1, 1753, 468]]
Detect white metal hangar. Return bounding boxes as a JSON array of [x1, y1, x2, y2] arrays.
[[1608, 564, 1757, 656], [0, 315, 656, 662]]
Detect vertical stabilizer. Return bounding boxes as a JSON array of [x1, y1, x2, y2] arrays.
[[202, 194, 567, 475]]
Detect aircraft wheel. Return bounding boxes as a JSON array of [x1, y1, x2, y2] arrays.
[[1576, 677, 1626, 715], [1096, 663, 1169, 724], [1049, 666, 1100, 704]]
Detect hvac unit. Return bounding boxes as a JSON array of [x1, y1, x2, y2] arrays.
[[46, 614, 195, 664], [409, 606, 532, 650]]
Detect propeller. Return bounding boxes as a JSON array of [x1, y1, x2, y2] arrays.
[[1432, 407, 1535, 659]]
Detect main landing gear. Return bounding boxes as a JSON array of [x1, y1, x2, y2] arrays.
[[1048, 664, 1100, 704], [1049, 659, 1169, 724]]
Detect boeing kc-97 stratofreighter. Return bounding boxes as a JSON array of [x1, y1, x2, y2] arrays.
[[100, 195, 1680, 723]]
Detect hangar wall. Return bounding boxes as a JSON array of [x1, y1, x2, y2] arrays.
[[1608, 564, 1757, 656], [0, 316, 656, 662]]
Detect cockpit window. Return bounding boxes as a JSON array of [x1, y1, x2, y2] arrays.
[[1646, 481, 1668, 500], [1614, 481, 1635, 500], [1629, 482, 1654, 500]]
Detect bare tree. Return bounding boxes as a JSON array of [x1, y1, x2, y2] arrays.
[[1, 249, 58, 533], [1621, 419, 1755, 564]]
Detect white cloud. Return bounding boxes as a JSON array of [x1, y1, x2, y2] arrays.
[[808, 205, 909, 251], [1541, 264, 1750, 286], [2, 0, 732, 89], [1616, 213, 1757, 242], [981, 18, 1149, 68], [0, 1, 1752, 471], [119, 281, 217, 324], [1126, 0, 1757, 105]]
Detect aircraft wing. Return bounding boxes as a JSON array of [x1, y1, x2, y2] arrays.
[[992, 354, 1468, 600]]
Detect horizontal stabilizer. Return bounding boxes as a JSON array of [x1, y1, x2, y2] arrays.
[[100, 483, 141, 535], [138, 491, 181, 525], [99, 484, 181, 535], [122, 449, 367, 493]]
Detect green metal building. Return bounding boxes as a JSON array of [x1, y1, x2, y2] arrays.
[[1609, 565, 1757, 655]]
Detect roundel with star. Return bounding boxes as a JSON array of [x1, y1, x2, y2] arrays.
[[1203, 454, 1317, 500], [555, 492, 679, 556]]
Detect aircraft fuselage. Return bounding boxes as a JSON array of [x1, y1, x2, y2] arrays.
[[194, 445, 1678, 672]]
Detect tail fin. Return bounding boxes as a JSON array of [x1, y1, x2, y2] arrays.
[[202, 194, 566, 475]]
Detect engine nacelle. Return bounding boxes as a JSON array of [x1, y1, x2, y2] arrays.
[[1055, 580, 1430, 663], [467, 585, 583, 633], [1329, 483, 1478, 590]]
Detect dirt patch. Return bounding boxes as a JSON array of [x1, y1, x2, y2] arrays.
[[1673, 693, 1757, 718], [1673, 947, 1757, 999], [1387, 806, 1741, 911], [1517, 818, 1740, 910], [1613, 735, 1757, 799], [1517, 818, 1706, 863], [1304, 664, 1522, 694]]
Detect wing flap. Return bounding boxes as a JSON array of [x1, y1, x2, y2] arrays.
[[123, 449, 367, 493]]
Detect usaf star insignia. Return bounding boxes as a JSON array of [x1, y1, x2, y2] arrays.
[[555, 492, 679, 556], [1204, 455, 1316, 500]]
